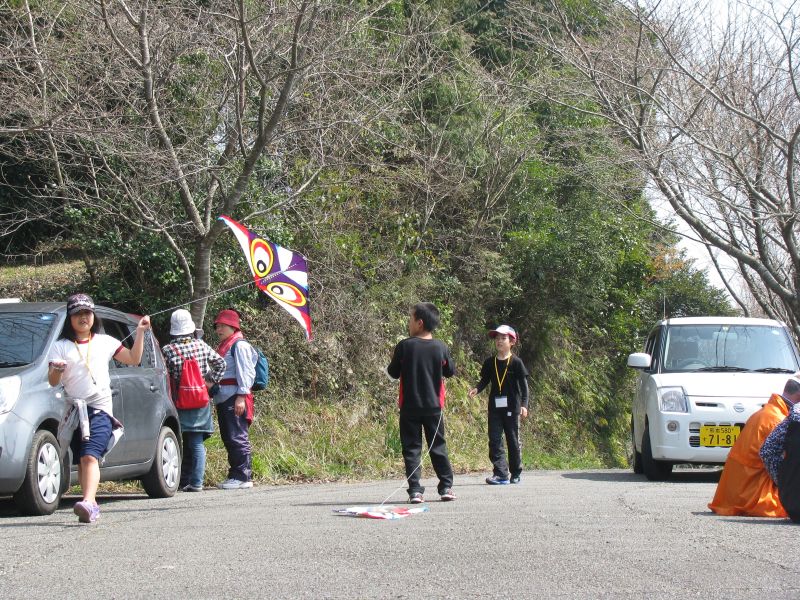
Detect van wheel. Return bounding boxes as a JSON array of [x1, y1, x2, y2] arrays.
[[642, 424, 673, 481], [631, 419, 643, 474], [141, 426, 180, 498], [13, 430, 63, 515]]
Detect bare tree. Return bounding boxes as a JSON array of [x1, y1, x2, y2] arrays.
[[1, 0, 402, 324], [510, 0, 800, 336]]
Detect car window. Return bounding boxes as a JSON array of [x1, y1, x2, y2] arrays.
[[0, 312, 58, 367], [101, 317, 135, 369], [663, 324, 798, 372], [643, 327, 661, 371], [140, 331, 155, 369]]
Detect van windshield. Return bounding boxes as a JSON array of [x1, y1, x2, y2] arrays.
[[663, 324, 798, 373], [0, 313, 58, 368]]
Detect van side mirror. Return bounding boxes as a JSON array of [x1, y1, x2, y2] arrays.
[[627, 353, 652, 369]]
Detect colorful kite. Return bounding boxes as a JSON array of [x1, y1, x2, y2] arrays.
[[218, 215, 312, 340], [333, 505, 429, 520]]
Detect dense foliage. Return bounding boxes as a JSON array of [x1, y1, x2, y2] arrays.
[[0, 0, 733, 478]]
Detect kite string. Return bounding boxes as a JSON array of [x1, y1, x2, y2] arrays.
[[118, 263, 300, 344], [147, 263, 300, 319], [116, 278, 256, 345], [378, 410, 444, 507]]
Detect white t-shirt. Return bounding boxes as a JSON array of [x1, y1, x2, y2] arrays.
[[48, 334, 123, 416]]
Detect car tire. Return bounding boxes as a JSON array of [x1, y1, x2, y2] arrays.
[[631, 419, 644, 475], [12, 430, 63, 516], [642, 424, 673, 481], [141, 426, 180, 498]]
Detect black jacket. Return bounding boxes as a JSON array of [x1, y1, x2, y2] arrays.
[[387, 337, 455, 416], [475, 355, 530, 414]]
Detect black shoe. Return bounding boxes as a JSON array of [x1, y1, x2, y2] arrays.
[[486, 475, 510, 485], [510, 476, 521, 484]]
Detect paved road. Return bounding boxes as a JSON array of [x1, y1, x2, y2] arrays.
[[1, 469, 798, 599]]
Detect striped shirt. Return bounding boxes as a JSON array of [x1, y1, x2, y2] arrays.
[[161, 337, 226, 384]]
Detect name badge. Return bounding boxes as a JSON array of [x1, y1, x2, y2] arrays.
[[495, 396, 508, 408]]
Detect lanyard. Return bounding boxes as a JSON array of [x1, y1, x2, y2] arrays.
[[494, 356, 511, 393], [74, 336, 97, 385]]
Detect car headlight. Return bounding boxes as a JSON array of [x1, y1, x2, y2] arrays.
[[658, 386, 689, 413], [0, 376, 21, 415]]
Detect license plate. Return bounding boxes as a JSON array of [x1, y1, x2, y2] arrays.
[[700, 425, 741, 447]]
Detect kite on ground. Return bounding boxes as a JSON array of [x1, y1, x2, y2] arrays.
[[218, 214, 312, 340], [333, 505, 430, 520]]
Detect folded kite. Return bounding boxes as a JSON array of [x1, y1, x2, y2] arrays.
[[333, 505, 430, 520]]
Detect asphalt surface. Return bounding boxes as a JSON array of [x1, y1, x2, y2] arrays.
[[1, 469, 799, 599]]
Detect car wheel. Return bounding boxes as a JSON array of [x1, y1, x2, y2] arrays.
[[12, 430, 63, 516], [641, 424, 673, 481], [631, 419, 643, 474], [141, 426, 180, 498]]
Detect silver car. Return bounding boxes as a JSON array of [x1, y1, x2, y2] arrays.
[[0, 301, 181, 515]]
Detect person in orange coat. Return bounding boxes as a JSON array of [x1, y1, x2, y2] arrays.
[[708, 378, 800, 517]]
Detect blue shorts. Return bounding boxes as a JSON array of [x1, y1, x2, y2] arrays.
[[70, 408, 113, 464]]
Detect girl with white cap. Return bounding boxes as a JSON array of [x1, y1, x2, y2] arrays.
[[161, 309, 225, 491]]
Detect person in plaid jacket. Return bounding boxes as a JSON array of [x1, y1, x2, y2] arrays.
[[162, 309, 226, 491]]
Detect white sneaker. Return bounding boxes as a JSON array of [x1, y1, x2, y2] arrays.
[[217, 478, 253, 490]]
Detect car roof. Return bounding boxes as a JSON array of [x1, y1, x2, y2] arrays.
[[0, 301, 65, 314], [0, 301, 136, 322], [659, 316, 787, 327]]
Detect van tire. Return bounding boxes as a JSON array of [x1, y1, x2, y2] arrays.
[[631, 419, 643, 474], [13, 430, 63, 516], [642, 424, 673, 481]]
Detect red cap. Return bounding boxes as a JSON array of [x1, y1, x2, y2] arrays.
[[214, 309, 241, 330]]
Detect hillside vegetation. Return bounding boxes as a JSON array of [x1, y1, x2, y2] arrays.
[[0, 0, 734, 484]]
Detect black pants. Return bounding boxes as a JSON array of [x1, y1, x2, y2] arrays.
[[488, 409, 521, 479], [399, 412, 454, 496], [216, 395, 252, 482]]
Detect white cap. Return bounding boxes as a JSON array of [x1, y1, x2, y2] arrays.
[[489, 325, 517, 341], [170, 309, 196, 337]]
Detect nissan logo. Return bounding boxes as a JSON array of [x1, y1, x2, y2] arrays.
[[733, 403, 745, 413]]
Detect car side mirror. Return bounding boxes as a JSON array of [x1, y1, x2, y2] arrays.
[[627, 352, 652, 369]]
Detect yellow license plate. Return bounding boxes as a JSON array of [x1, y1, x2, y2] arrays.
[[700, 425, 741, 447]]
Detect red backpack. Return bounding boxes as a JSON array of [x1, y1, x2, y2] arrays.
[[171, 345, 209, 410]]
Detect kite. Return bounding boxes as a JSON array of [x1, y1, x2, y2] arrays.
[[218, 215, 312, 340], [333, 505, 429, 520]]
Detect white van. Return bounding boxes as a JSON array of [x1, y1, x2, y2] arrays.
[[627, 317, 800, 480]]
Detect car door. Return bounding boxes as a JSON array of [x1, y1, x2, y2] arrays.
[[108, 322, 167, 464], [633, 326, 661, 447], [92, 315, 129, 467]]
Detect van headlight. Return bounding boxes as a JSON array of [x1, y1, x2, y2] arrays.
[[658, 386, 689, 413], [0, 376, 22, 414]]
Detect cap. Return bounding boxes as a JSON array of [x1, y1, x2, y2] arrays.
[[170, 309, 196, 337], [489, 324, 517, 341], [214, 309, 241, 330], [67, 293, 95, 315]]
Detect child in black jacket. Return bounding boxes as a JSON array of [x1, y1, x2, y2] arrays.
[[469, 325, 530, 485], [387, 302, 457, 503]]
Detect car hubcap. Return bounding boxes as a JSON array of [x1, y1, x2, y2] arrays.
[[37, 442, 61, 504], [162, 436, 179, 489]]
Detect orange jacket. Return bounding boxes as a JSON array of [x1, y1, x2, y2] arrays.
[[708, 394, 790, 517]]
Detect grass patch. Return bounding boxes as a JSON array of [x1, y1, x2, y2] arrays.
[[0, 260, 87, 301]]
